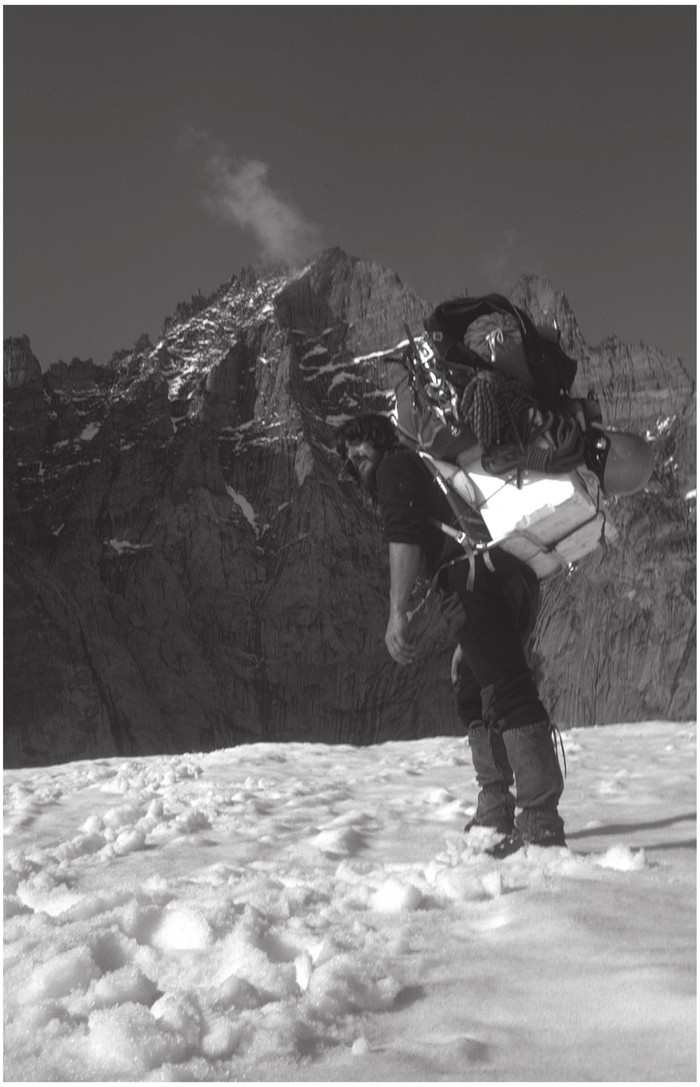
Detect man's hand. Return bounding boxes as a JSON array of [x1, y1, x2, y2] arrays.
[[386, 542, 422, 665], [385, 611, 417, 666]]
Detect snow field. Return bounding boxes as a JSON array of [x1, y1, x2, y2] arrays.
[[3, 722, 696, 1082]]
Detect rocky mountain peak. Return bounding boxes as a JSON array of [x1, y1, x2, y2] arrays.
[[3, 334, 42, 389], [274, 247, 428, 351], [510, 274, 587, 357], [3, 251, 695, 768]]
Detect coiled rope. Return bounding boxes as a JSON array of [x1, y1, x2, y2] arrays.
[[459, 370, 538, 450]]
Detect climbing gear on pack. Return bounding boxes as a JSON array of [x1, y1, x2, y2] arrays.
[[396, 316, 592, 481]]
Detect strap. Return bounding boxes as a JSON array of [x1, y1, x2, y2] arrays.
[[500, 503, 606, 579], [430, 519, 476, 590], [420, 454, 487, 546], [551, 722, 567, 778], [421, 450, 485, 593]]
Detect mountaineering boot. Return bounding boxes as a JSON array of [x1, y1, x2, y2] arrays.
[[464, 722, 516, 835], [501, 721, 566, 847], [486, 828, 525, 859]]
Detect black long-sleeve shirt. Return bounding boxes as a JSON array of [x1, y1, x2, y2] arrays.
[[376, 448, 462, 576]]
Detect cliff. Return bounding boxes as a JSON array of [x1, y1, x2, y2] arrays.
[[4, 248, 696, 767]]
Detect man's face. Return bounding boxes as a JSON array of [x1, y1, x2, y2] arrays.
[[345, 439, 382, 491]]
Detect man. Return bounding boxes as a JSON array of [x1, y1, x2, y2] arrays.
[[335, 412, 565, 853]]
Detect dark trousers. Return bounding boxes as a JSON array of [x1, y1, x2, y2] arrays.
[[440, 549, 547, 732], [440, 550, 564, 832]]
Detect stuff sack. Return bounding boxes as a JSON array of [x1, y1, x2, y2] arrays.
[[424, 293, 578, 411]]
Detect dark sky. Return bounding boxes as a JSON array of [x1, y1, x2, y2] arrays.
[[4, 6, 696, 369]]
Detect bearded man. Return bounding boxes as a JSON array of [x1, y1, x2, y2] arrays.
[[335, 412, 565, 854]]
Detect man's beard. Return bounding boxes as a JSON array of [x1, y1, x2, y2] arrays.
[[357, 459, 379, 495]]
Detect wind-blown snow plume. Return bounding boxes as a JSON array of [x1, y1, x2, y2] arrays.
[[480, 228, 541, 290], [203, 149, 322, 265]]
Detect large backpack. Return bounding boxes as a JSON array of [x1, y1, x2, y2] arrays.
[[392, 294, 616, 580]]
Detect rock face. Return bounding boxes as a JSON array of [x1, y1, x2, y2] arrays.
[[4, 248, 696, 767]]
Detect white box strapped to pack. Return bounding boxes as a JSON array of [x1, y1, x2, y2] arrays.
[[422, 451, 617, 581]]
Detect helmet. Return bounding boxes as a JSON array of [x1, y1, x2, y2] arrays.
[[596, 429, 655, 495]]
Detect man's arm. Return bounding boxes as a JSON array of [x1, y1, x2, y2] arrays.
[[385, 541, 422, 665]]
